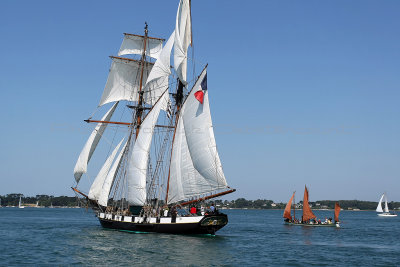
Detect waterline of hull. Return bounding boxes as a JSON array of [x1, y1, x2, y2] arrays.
[[98, 214, 228, 235], [284, 222, 340, 228], [377, 213, 397, 217]]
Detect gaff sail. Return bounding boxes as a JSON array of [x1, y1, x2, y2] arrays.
[[302, 186, 316, 222], [283, 192, 295, 220], [167, 68, 228, 204], [334, 202, 341, 222]]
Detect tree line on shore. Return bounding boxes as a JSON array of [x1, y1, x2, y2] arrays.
[[1, 194, 399, 210]]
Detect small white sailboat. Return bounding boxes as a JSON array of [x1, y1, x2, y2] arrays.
[[18, 196, 25, 209], [376, 193, 397, 217]]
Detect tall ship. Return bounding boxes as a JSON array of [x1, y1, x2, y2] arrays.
[[283, 186, 341, 227], [376, 193, 397, 217], [72, 0, 235, 234]]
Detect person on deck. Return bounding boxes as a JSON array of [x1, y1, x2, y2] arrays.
[[163, 206, 169, 217], [210, 203, 215, 213], [171, 206, 177, 222], [190, 206, 197, 215]]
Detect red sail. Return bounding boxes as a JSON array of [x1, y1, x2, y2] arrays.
[[302, 186, 316, 222], [283, 192, 295, 220], [334, 202, 341, 222]]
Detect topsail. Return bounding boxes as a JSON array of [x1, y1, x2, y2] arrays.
[[118, 33, 164, 59], [99, 57, 153, 106], [174, 0, 192, 85]]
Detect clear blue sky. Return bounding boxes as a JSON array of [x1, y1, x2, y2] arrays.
[[1, 0, 399, 202]]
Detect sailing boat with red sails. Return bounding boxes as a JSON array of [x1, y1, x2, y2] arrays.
[[283, 186, 341, 227]]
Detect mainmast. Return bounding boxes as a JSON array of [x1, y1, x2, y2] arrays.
[[293, 192, 295, 220]]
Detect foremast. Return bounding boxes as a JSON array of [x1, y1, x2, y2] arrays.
[[134, 23, 149, 139]]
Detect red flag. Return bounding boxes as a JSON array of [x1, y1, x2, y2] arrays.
[[194, 90, 204, 104]]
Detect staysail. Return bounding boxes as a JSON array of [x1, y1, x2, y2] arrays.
[[143, 31, 175, 108], [74, 102, 118, 183], [334, 202, 341, 222], [302, 186, 316, 221], [376, 193, 384, 212], [174, 0, 191, 85], [98, 140, 128, 207], [99, 57, 154, 106], [167, 68, 228, 204], [283, 192, 295, 220], [88, 138, 125, 202], [118, 33, 164, 59], [126, 90, 170, 206]]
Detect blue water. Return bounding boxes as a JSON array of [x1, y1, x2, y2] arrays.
[[0, 208, 399, 266]]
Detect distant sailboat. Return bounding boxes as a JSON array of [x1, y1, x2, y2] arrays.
[[18, 196, 24, 209], [283, 186, 341, 227], [376, 193, 397, 217]]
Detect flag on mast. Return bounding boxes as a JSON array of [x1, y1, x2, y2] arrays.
[[194, 73, 207, 104]]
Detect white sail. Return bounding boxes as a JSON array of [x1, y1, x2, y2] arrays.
[[88, 138, 125, 202], [376, 193, 384, 212], [126, 90, 170, 206], [98, 140, 128, 207], [384, 194, 390, 213], [99, 57, 153, 107], [144, 31, 175, 108], [118, 34, 164, 59], [174, 0, 191, 85], [74, 102, 118, 183], [168, 68, 228, 204]]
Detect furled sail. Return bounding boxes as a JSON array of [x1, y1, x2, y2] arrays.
[[126, 90, 170, 206], [143, 31, 175, 109], [174, 0, 191, 85], [88, 138, 125, 202], [334, 202, 341, 222], [118, 33, 164, 59], [376, 194, 384, 212], [384, 194, 389, 213], [99, 57, 153, 106], [74, 102, 118, 183], [283, 192, 295, 220], [168, 68, 228, 204], [302, 186, 316, 222], [98, 140, 128, 207]]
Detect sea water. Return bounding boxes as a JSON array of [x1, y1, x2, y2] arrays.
[[0, 208, 399, 266]]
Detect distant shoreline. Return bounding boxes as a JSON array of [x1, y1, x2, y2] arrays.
[[1, 194, 399, 211]]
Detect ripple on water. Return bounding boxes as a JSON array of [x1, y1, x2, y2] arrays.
[[0, 208, 399, 266]]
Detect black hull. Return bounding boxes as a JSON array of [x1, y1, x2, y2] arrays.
[[98, 214, 228, 235]]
